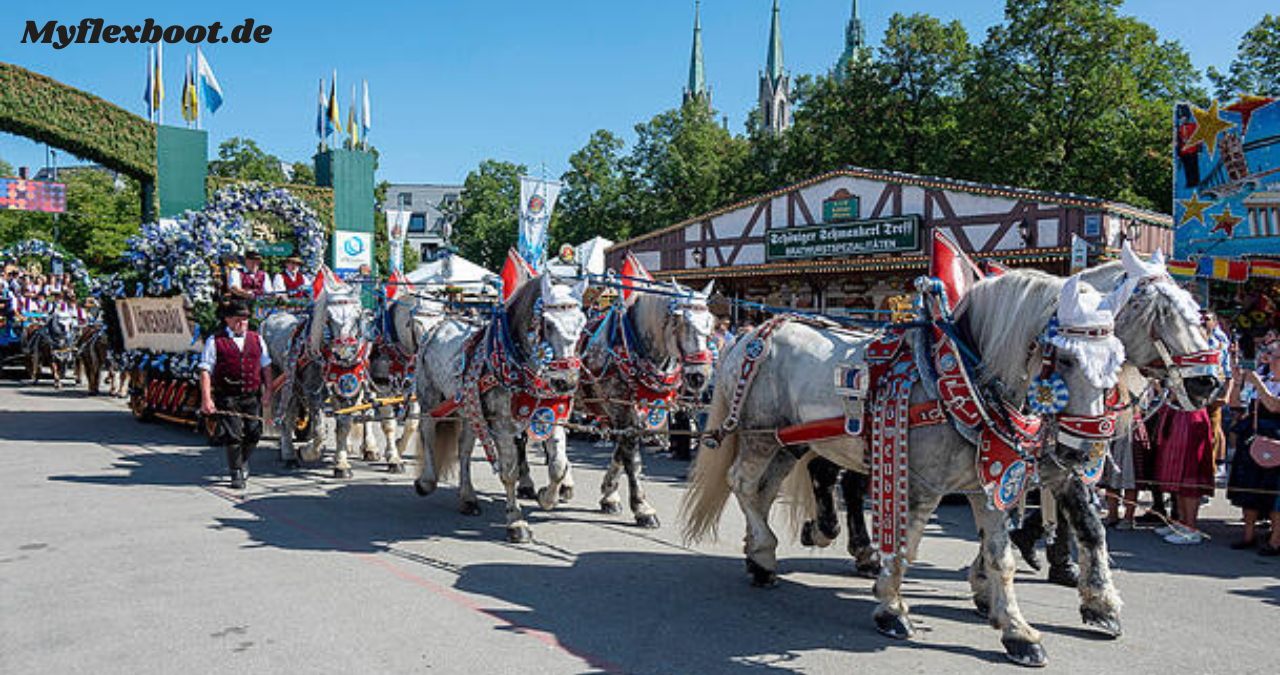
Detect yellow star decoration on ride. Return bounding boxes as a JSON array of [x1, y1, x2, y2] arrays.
[[1178, 192, 1213, 226], [1187, 101, 1236, 158], [1210, 204, 1244, 237]]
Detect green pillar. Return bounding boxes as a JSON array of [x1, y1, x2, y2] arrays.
[[155, 125, 207, 218], [315, 148, 376, 303]]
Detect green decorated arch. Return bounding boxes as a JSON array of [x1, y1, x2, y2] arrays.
[[0, 63, 156, 182]]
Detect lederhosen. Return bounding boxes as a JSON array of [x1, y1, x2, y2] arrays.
[[211, 328, 264, 470]]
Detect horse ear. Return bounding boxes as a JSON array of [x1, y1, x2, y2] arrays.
[[701, 280, 715, 297], [312, 265, 331, 301], [571, 279, 588, 302], [540, 272, 553, 301]]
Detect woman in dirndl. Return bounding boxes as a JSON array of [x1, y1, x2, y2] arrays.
[[1152, 398, 1219, 545], [1227, 342, 1280, 556]]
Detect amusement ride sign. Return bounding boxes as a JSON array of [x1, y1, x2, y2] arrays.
[[765, 215, 921, 261]]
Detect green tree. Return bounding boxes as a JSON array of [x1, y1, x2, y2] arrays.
[[209, 137, 287, 183], [961, 0, 1201, 209], [290, 161, 315, 186], [1209, 14, 1280, 98], [554, 130, 629, 248], [624, 102, 749, 235], [0, 167, 139, 273], [452, 159, 526, 271]]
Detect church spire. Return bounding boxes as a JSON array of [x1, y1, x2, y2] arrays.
[[759, 0, 791, 134], [683, 0, 710, 110], [836, 0, 869, 83], [765, 0, 784, 86]]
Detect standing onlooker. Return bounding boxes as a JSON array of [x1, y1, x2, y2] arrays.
[[1227, 342, 1280, 556], [1104, 388, 1141, 529], [1152, 398, 1218, 545]]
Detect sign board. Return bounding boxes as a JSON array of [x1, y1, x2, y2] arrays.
[[822, 195, 860, 224], [51, 259, 64, 276], [116, 297, 198, 353], [1174, 96, 1280, 261], [766, 216, 921, 261], [0, 177, 66, 213], [1070, 234, 1089, 274], [254, 241, 294, 257], [333, 231, 374, 274]]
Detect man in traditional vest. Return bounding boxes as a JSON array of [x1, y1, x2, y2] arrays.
[[274, 256, 311, 299], [229, 251, 269, 299], [199, 300, 272, 489]]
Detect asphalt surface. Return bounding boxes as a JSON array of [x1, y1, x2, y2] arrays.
[[2, 380, 1278, 674]]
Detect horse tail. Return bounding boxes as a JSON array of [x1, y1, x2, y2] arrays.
[[431, 419, 460, 481], [680, 382, 738, 544], [781, 450, 819, 539]]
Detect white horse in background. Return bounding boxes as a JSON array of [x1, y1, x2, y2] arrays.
[[355, 288, 450, 472], [413, 273, 588, 543], [263, 273, 373, 477], [682, 271, 1125, 667], [569, 278, 716, 527]]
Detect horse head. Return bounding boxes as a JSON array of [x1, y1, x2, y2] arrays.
[[665, 280, 716, 395], [314, 280, 368, 367], [1086, 244, 1223, 411], [49, 311, 81, 359], [511, 274, 588, 395], [962, 271, 1125, 468]]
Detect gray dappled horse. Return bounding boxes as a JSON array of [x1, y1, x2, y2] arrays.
[[263, 275, 372, 477], [681, 271, 1125, 667], [25, 309, 81, 389], [354, 291, 450, 472], [567, 280, 716, 527], [413, 274, 587, 543], [805, 245, 1225, 641]]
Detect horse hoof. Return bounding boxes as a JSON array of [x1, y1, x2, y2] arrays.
[[1081, 608, 1123, 638], [283, 459, 300, 470], [333, 467, 353, 479], [874, 613, 915, 640], [1001, 638, 1049, 668], [634, 513, 661, 529], [387, 463, 406, 474], [600, 501, 622, 515], [517, 485, 538, 501], [559, 485, 574, 502], [414, 479, 437, 497], [506, 523, 533, 544], [853, 561, 882, 579], [745, 559, 778, 588], [973, 600, 991, 620], [800, 521, 836, 548], [362, 453, 380, 463], [537, 487, 560, 511], [460, 501, 482, 517]]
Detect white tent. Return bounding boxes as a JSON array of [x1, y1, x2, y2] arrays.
[[545, 236, 614, 278], [406, 254, 494, 288]]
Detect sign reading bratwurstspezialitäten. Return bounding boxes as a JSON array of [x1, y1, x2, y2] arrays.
[[766, 215, 921, 261]]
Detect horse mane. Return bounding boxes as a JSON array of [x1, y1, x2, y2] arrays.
[[627, 289, 678, 366], [504, 276, 542, 356], [959, 269, 1063, 396]]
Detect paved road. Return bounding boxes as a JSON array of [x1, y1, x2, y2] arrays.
[[1, 380, 1277, 674]]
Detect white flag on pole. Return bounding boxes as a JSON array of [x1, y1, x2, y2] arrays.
[[518, 176, 563, 272]]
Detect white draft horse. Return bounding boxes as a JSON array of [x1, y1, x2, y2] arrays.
[[263, 271, 373, 477], [413, 273, 588, 543], [682, 271, 1125, 667]]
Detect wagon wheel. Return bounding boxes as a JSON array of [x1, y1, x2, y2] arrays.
[[130, 372, 154, 422]]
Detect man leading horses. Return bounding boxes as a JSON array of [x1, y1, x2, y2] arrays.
[[199, 300, 272, 490]]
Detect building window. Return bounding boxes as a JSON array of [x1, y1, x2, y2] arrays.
[[398, 193, 412, 208], [1085, 214, 1102, 237], [408, 214, 426, 233]]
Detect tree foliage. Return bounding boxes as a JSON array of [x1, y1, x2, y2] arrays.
[[553, 130, 629, 248], [1209, 14, 1280, 98], [209, 137, 288, 183], [451, 160, 526, 271]]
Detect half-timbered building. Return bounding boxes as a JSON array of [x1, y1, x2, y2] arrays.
[[606, 167, 1173, 320]]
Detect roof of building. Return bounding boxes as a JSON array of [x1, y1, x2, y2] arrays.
[[765, 0, 785, 86], [608, 165, 1174, 252], [686, 1, 708, 99]]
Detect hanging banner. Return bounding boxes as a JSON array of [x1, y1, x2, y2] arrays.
[[518, 175, 563, 272], [0, 177, 66, 213], [1173, 96, 1280, 262], [385, 209, 411, 272], [1070, 234, 1089, 273]]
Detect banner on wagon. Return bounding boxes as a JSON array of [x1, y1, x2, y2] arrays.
[[116, 297, 199, 353]]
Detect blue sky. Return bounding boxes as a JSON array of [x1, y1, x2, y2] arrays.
[[0, 0, 1272, 185]]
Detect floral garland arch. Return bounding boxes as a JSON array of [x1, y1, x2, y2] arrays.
[[125, 182, 327, 303], [0, 238, 96, 289]]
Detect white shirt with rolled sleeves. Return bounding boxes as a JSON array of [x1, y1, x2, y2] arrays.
[[199, 331, 273, 373]]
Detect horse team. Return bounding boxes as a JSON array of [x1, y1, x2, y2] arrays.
[[22, 242, 1223, 667]]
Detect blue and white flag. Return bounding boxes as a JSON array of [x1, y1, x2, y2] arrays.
[[196, 48, 223, 113], [361, 79, 371, 141], [518, 175, 563, 273], [315, 78, 326, 140]]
